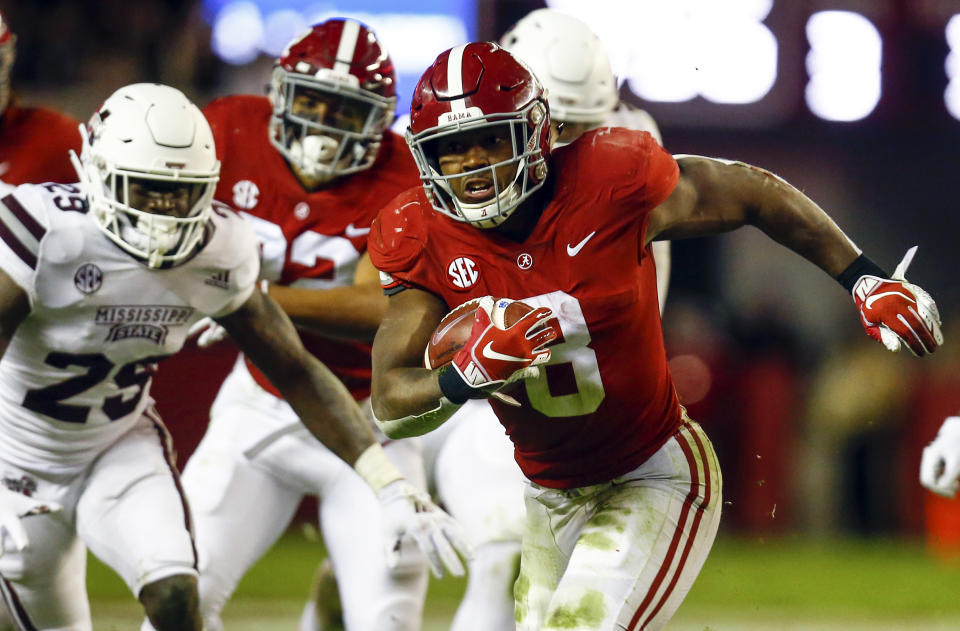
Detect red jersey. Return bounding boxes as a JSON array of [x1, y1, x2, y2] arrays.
[[204, 95, 419, 399], [369, 127, 682, 488], [0, 104, 80, 186]]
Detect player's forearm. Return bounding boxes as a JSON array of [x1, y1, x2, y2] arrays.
[[272, 353, 379, 464], [372, 366, 458, 438], [745, 177, 860, 277], [267, 284, 387, 341]]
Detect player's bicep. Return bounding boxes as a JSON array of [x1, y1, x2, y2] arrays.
[[645, 156, 754, 244], [0, 267, 31, 358], [353, 251, 382, 288], [372, 287, 447, 374]]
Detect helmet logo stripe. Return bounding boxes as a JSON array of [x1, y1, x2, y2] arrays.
[[334, 19, 361, 74], [447, 45, 467, 112]]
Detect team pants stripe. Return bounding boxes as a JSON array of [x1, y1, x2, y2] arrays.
[[146, 406, 199, 572], [0, 574, 38, 631], [627, 422, 713, 631]]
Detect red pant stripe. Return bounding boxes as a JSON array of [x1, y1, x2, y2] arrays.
[[627, 422, 712, 631]]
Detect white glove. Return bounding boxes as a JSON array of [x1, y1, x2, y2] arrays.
[[187, 317, 228, 348], [0, 485, 62, 557], [920, 417, 960, 498], [377, 479, 472, 578]]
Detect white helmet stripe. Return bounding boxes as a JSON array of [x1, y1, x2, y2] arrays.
[[334, 19, 361, 74], [447, 44, 467, 112]]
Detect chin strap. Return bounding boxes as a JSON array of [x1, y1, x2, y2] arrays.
[[372, 397, 463, 439]]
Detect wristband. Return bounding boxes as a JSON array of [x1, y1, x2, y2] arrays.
[[353, 443, 403, 493], [836, 254, 889, 294], [438, 364, 480, 404]]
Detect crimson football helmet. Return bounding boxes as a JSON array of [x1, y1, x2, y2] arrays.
[[269, 19, 396, 180], [0, 12, 15, 116], [407, 42, 550, 228]]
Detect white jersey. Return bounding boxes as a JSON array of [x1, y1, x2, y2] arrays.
[[0, 182, 259, 474], [604, 102, 662, 144]]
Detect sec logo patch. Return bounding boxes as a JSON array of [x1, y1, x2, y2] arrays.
[[232, 180, 259, 209], [448, 256, 480, 290]]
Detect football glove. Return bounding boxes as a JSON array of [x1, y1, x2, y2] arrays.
[[187, 317, 228, 348], [852, 246, 942, 357], [0, 485, 62, 557], [920, 417, 960, 498], [377, 479, 472, 578], [449, 296, 558, 400]]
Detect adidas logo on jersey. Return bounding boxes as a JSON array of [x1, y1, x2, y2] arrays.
[[205, 270, 231, 289]]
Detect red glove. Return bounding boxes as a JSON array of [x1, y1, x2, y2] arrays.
[[448, 296, 558, 400], [852, 247, 942, 356]]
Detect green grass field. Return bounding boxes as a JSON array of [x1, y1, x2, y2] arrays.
[[86, 533, 960, 630]]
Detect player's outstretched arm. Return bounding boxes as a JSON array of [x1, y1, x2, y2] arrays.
[[217, 287, 472, 576], [216, 287, 378, 464], [267, 252, 388, 341], [646, 156, 942, 356]]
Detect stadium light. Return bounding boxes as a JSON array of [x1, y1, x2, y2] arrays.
[[546, 0, 777, 104], [944, 14, 960, 120], [805, 11, 882, 122]]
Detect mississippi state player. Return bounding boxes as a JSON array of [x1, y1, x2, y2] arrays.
[[0, 11, 80, 192], [179, 19, 447, 631], [368, 43, 942, 631], [0, 83, 463, 631]]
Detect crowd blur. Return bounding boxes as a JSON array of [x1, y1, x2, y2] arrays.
[[5, 0, 960, 552]]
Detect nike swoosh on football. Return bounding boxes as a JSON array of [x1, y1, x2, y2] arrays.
[[345, 223, 371, 237], [566, 231, 597, 256], [481, 341, 527, 363], [865, 290, 915, 309]]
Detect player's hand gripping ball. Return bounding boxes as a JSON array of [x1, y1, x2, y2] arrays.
[[425, 296, 558, 406], [424, 297, 543, 368]]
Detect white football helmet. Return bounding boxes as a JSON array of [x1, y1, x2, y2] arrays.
[[0, 11, 15, 116], [500, 9, 617, 124], [71, 83, 219, 268]]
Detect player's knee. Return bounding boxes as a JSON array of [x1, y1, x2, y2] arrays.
[[139, 573, 201, 631]]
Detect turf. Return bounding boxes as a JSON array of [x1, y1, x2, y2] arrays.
[[86, 533, 960, 629]]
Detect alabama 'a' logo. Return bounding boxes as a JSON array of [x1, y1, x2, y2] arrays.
[[448, 256, 479, 290]]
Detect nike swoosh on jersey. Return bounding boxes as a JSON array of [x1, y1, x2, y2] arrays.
[[345, 223, 371, 237], [865, 290, 915, 310], [481, 341, 527, 363], [0, 162, 9, 176], [566, 231, 597, 256]]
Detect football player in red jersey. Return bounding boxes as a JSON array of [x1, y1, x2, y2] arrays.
[[0, 11, 81, 192], [174, 19, 466, 631], [367, 43, 943, 631]]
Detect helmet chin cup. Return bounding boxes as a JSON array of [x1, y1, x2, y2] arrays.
[[289, 134, 340, 178]]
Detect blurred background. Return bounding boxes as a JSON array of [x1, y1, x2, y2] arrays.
[[6, 0, 960, 567]]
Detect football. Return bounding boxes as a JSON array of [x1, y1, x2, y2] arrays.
[[424, 297, 535, 369]]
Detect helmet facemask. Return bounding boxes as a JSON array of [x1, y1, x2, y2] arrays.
[[269, 67, 395, 182], [407, 101, 548, 229]]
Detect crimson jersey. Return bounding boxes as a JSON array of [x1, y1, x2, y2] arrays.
[[0, 104, 80, 186], [204, 95, 419, 399], [370, 128, 681, 488]]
